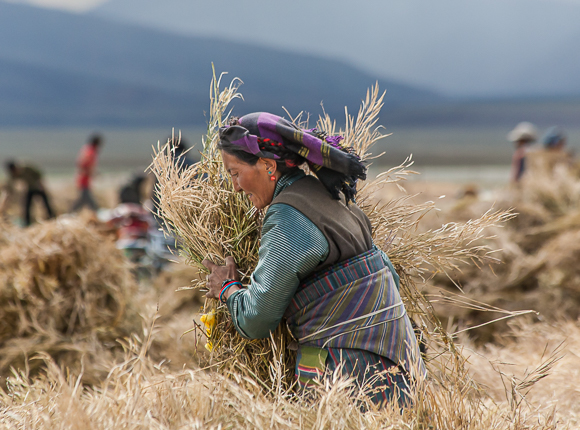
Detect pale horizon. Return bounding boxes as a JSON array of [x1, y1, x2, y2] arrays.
[[2, 0, 108, 12], [2, 0, 580, 13]]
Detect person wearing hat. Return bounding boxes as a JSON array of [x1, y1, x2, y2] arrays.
[[543, 126, 566, 152], [538, 126, 573, 174], [525, 126, 573, 177], [508, 122, 537, 183]]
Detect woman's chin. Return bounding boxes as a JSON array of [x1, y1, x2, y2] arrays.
[[248, 196, 261, 210], [247, 193, 271, 210]]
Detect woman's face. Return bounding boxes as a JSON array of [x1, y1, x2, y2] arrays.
[[221, 151, 278, 210]]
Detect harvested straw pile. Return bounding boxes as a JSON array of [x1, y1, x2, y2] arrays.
[[429, 153, 580, 343], [150, 71, 513, 395], [509, 156, 580, 233], [0, 215, 140, 385]]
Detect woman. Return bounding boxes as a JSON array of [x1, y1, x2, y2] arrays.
[[202, 112, 426, 406]]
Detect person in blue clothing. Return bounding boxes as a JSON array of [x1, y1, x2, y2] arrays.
[[543, 126, 566, 152]]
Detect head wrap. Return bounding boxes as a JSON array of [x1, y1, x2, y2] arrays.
[[219, 112, 366, 202], [543, 126, 566, 149]]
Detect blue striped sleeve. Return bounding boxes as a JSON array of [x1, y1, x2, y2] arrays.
[[226, 203, 329, 339]]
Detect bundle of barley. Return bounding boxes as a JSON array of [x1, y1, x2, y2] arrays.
[[150, 70, 512, 392], [149, 73, 295, 385], [0, 215, 140, 385]]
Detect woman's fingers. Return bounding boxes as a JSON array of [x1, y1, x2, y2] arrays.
[[203, 257, 239, 285], [224, 256, 236, 267], [225, 256, 240, 280], [201, 259, 217, 272]]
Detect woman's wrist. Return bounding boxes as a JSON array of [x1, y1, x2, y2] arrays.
[[219, 279, 242, 303], [223, 284, 242, 302]]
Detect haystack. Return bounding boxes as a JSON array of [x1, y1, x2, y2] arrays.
[[150, 70, 512, 393], [0, 215, 140, 385], [430, 151, 580, 343]]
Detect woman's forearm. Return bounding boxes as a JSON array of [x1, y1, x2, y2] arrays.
[[225, 204, 329, 339]]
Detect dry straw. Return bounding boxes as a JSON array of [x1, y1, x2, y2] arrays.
[[0, 73, 568, 430], [150, 70, 514, 393], [431, 150, 580, 340], [0, 215, 140, 386], [0, 314, 570, 429]]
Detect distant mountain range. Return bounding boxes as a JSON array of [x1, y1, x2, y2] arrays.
[[2, 1, 580, 129], [92, 0, 580, 98], [0, 2, 441, 127]]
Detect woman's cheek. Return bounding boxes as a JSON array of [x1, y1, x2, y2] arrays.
[[233, 177, 242, 192]]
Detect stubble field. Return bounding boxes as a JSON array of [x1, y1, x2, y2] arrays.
[[1, 150, 579, 428]]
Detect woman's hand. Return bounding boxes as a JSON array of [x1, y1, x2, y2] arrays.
[[201, 256, 240, 300]]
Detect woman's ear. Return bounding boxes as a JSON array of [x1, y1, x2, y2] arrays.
[[262, 158, 277, 174]]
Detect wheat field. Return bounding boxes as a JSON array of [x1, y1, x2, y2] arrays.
[[0, 74, 579, 429]]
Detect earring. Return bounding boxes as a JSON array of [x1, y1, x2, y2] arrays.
[[270, 175, 276, 181], [267, 171, 272, 175]]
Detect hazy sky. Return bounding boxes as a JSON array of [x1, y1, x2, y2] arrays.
[[4, 0, 580, 12], [4, 0, 580, 97]]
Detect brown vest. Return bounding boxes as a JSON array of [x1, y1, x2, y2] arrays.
[[272, 175, 373, 271]]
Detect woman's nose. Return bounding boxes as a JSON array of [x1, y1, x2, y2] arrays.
[[232, 180, 242, 193]]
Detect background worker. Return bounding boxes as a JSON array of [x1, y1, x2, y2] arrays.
[[151, 135, 194, 225], [525, 126, 572, 177], [507, 121, 537, 183], [540, 126, 572, 173], [119, 174, 146, 205], [3, 160, 55, 226], [71, 133, 103, 212], [543, 126, 567, 152]]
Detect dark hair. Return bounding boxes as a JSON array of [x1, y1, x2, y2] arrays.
[[218, 117, 307, 175], [166, 135, 189, 151], [5, 160, 16, 172], [89, 133, 102, 147]]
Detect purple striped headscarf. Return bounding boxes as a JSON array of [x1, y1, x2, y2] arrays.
[[219, 112, 366, 202]]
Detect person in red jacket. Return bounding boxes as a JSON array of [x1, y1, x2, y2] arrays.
[[71, 134, 103, 212]]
